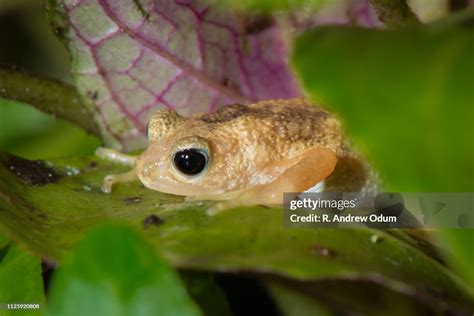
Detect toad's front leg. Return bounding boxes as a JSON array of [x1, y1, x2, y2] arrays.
[[95, 147, 136, 166], [95, 147, 138, 193]]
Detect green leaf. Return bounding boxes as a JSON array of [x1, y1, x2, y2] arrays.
[[292, 12, 474, 191], [46, 224, 201, 316], [0, 241, 45, 316], [437, 229, 474, 293], [0, 68, 100, 136], [0, 153, 473, 313]]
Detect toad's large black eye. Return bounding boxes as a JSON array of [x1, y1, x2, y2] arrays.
[[173, 148, 208, 176]]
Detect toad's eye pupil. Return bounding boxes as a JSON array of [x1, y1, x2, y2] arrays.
[[173, 149, 208, 176]]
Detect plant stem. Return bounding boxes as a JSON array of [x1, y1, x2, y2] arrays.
[[0, 68, 100, 136]]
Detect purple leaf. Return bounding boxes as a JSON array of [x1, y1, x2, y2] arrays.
[[49, 0, 383, 150], [50, 0, 302, 150]]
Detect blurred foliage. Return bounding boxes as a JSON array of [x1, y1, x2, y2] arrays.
[[368, 0, 420, 27], [436, 229, 474, 295], [215, 0, 329, 11], [0, 238, 45, 316], [216, 0, 448, 23], [292, 10, 474, 192], [266, 281, 333, 316], [179, 272, 232, 316], [0, 0, 70, 79], [266, 278, 457, 316], [47, 224, 201, 316]]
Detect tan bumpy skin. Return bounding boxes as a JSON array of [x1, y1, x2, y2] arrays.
[[97, 98, 377, 214]]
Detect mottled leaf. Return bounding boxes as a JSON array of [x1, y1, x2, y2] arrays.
[[0, 153, 472, 313], [48, 0, 302, 150]]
